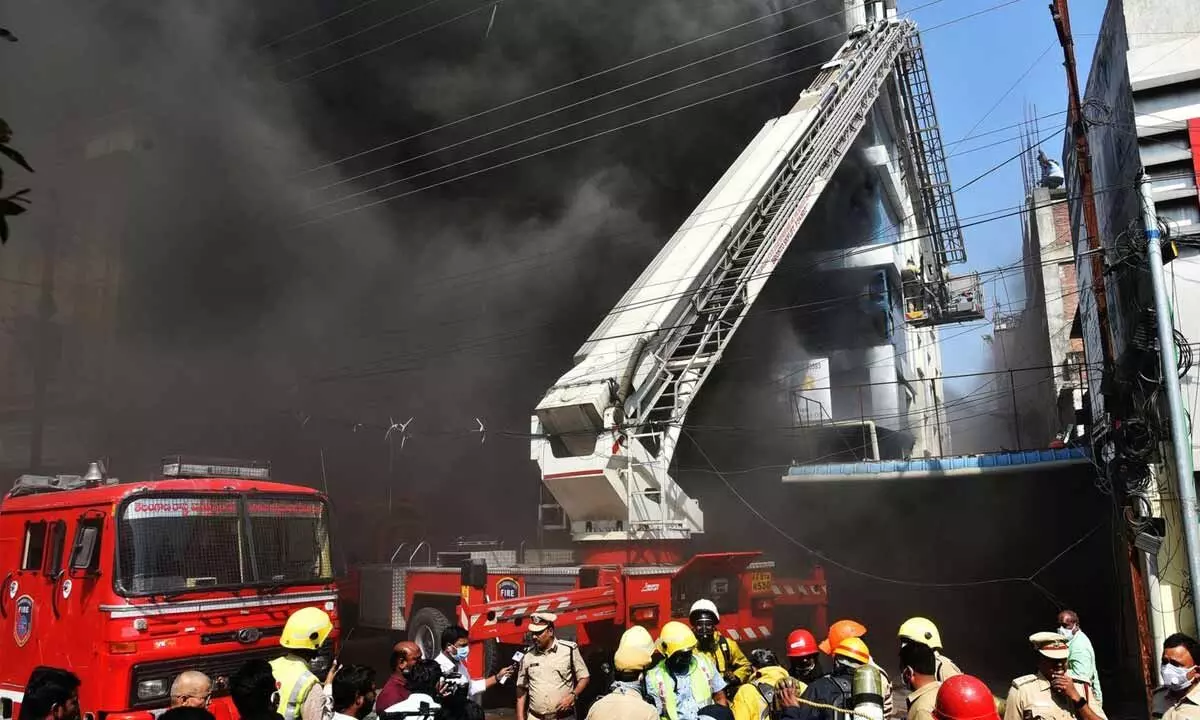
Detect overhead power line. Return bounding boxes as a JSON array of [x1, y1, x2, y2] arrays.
[[294, 0, 847, 172], [283, 0, 503, 84], [305, 168, 1186, 383], [310, 14, 852, 195], [271, 0, 455, 66], [259, 0, 430, 49]]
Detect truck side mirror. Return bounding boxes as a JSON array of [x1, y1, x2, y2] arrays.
[[69, 521, 102, 576], [461, 558, 487, 589]]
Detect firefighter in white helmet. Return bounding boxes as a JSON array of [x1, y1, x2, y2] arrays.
[[688, 599, 752, 695], [898, 617, 962, 682], [271, 607, 338, 720]]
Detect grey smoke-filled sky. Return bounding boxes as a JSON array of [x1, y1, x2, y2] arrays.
[[0, 0, 851, 486]]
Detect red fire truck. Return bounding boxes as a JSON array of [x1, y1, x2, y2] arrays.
[[353, 539, 828, 688], [0, 457, 337, 720]]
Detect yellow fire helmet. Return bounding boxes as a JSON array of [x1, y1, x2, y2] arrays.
[[615, 629, 655, 673], [834, 636, 871, 665], [657, 621, 699, 658], [281, 606, 334, 650], [898, 617, 943, 650], [620, 625, 656, 657]]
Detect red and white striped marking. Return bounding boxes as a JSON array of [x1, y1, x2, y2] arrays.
[[772, 582, 826, 596], [725, 626, 771, 642], [460, 598, 574, 630]]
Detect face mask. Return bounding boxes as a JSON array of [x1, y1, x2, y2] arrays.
[[1058, 626, 1075, 638], [791, 660, 817, 681], [455, 645, 470, 662], [668, 652, 693, 673], [309, 656, 332, 677], [1163, 664, 1195, 692]]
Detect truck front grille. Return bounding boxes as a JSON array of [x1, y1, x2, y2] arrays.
[[129, 647, 281, 709]]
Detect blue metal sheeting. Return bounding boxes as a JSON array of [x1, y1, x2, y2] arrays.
[[782, 447, 1090, 483]]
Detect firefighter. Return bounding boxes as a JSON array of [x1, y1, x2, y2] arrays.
[[1002, 633, 1105, 720], [272, 607, 336, 720], [730, 649, 797, 720], [817, 621, 892, 718], [789, 637, 877, 720], [689, 599, 752, 693], [785, 630, 821, 688], [585, 628, 658, 720], [898, 618, 962, 681], [932, 675, 1000, 720], [620, 625, 661, 698], [646, 621, 728, 720]]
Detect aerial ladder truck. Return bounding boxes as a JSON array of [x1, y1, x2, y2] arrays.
[[352, 1, 982, 698]]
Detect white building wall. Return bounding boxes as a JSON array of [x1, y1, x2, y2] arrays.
[[810, 96, 946, 457]]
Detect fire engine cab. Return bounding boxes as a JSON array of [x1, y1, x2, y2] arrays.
[[0, 457, 337, 720]]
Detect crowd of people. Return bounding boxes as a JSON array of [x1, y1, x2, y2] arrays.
[[12, 603, 1200, 720]]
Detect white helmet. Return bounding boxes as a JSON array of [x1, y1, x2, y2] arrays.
[[689, 599, 720, 622]]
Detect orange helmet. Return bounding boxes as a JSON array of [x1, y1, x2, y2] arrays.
[[833, 637, 871, 665], [819, 619, 867, 655], [787, 629, 819, 658], [933, 675, 1000, 720]]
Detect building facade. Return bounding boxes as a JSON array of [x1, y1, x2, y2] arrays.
[[791, 95, 954, 460], [1066, 0, 1200, 640]]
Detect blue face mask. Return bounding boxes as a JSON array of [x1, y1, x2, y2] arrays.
[[455, 645, 470, 662]]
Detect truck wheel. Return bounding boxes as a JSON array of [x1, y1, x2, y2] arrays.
[[409, 607, 451, 660]]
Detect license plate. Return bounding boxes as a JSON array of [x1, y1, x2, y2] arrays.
[[750, 572, 773, 593]]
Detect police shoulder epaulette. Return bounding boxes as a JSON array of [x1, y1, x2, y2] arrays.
[[1011, 675, 1038, 689], [558, 639, 578, 648]]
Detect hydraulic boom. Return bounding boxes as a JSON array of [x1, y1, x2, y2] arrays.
[[532, 14, 960, 542]]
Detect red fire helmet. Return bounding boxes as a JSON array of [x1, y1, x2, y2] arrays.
[[786, 629, 818, 658], [933, 675, 1000, 720]]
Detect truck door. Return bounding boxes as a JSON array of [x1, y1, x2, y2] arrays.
[[1, 518, 68, 683], [45, 513, 105, 681]]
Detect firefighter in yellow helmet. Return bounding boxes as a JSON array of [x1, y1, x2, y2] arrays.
[[271, 607, 337, 720], [899, 617, 963, 682], [585, 627, 658, 720], [730, 648, 800, 720], [689, 599, 752, 693], [645, 621, 729, 720]]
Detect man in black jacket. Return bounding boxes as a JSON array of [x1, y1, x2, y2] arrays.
[[780, 638, 874, 720]]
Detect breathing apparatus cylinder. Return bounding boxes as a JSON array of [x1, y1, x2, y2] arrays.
[[852, 665, 885, 720]]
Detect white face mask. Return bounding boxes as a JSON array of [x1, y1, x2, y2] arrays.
[[1163, 664, 1195, 692], [1058, 626, 1075, 638]]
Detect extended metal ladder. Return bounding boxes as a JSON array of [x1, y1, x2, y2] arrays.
[[627, 20, 915, 442]]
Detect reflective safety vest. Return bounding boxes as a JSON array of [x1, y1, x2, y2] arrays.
[[647, 657, 717, 720], [270, 655, 319, 720]]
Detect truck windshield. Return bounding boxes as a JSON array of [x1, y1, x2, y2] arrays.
[[117, 494, 333, 595]]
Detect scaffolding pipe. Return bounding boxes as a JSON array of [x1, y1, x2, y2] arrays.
[[1140, 171, 1200, 635]]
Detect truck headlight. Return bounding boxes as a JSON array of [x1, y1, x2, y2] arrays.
[[136, 679, 169, 701]]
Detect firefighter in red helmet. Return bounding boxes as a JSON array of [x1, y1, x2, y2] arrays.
[[934, 675, 1000, 720], [786, 629, 821, 688]]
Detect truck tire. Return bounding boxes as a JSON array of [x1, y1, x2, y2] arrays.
[[409, 606, 452, 660]]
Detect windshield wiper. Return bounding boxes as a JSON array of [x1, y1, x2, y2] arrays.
[[257, 574, 288, 594]]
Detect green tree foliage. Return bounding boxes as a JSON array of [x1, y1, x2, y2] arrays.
[[0, 26, 32, 244]]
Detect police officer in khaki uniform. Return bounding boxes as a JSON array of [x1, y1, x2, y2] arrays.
[[1156, 632, 1200, 720], [517, 612, 590, 720], [586, 627, 658, 720], [1003, 632, 1105, 720]]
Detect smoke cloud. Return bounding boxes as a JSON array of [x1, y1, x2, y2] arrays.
[[0, 0, 1129, 692], [0, 0, 845, 541]]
